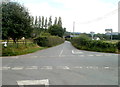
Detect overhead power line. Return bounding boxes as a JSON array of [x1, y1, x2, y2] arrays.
[[79, 8, 119, 24]]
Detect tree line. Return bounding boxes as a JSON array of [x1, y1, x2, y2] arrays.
[[32, 16, 62, 29], [2, 1, 66, 43], [31, 16, 65, 38]]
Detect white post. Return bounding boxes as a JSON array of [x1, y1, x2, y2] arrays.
[[2, 42, 7, 47]]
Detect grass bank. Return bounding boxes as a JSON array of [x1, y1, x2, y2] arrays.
[[2, 43, 46, 56]]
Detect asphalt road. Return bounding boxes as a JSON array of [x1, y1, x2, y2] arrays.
[[1, 41, 118, 85]]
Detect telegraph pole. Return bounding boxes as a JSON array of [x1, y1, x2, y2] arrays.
[[73, 21, 75, 37]]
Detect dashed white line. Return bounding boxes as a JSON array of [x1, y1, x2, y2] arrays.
[[40, 66, 53, 70], [88, 55, 94, 56], [11, 67, 23, 70], [1, 66, 10, 70], [104, 66, 109, 69], [57, 66, 70, 70], [86, 66, 89, 69], [74, 66, 83, 69], [104, 54, 113, 56], [89, 66, 93, 69], [64, 66, 70, 69], [26, 66, 38, 70], [1, 66, 113, 71], [17, 79, 49, 85], [96, 55, 102, 56]]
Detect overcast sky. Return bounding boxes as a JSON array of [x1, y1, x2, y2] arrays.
[[15, 0, 119, 33]]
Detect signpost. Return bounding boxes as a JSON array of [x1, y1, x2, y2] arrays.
[[105, 29, 113, 40], [90, 32, 95, 40]]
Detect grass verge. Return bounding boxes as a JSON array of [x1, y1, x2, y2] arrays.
[[2, 43, 46, 56]]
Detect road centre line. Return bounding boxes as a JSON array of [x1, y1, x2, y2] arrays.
[[59, 47, 64, 57]]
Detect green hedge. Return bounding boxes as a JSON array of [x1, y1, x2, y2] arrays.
[[34, 36, 64, 47], [71, 36, 117, 53], [117, 41, 120, 50]]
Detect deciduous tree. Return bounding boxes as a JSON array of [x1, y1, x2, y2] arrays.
[[2, 1, 32, 43]]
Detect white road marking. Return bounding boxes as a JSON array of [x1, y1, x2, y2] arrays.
[[0, 67, 2, 70], [11, 67, 23, 70], [96, 55, 102, 56], [89, 66, 93, 69], [72, 50, 83, 54], [57, 66, 70, 70], [59, 47, 64, 57], [74, 66, 83, 69], [79, 55, 85, 57], [91, 66, 99, 69], [40, 66, 53, 70], [26, 66, 38, 70], [17, 79, 49, 86], [64, 66, 70, 69], [104, 54, 112, 56], [88, 55, 94, 56], [72, 50, 75, 54], [33, 56, 37, 58], [104, 66, 109, 69], [1, 66, 112, 71], [1, 66, 10, 70], [86, 66, 89, 69], [1, 56, 19, 59]]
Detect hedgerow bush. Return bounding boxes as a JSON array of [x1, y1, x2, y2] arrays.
[[34, 36, 64, 47], [71, 35, 117, 53], [117, 41, 120, 50]]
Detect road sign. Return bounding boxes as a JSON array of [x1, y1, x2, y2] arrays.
[[90, 32, 95, 40], [105, 29, 113, 40]]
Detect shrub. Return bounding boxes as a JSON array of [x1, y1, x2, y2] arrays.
[[71, 36, 117, 53], [34, 36, 64, 47], [117, 41, 120, 50]]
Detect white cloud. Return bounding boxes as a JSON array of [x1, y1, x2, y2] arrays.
[[18, 0, 118, 33]]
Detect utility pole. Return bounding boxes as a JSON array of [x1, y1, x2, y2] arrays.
[[111, 29, 113, 41], [73, 21, 75, 37]]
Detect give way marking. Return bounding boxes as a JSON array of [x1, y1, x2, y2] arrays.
[[72, 50, 83, 54], [17, 79, 49, 87]]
